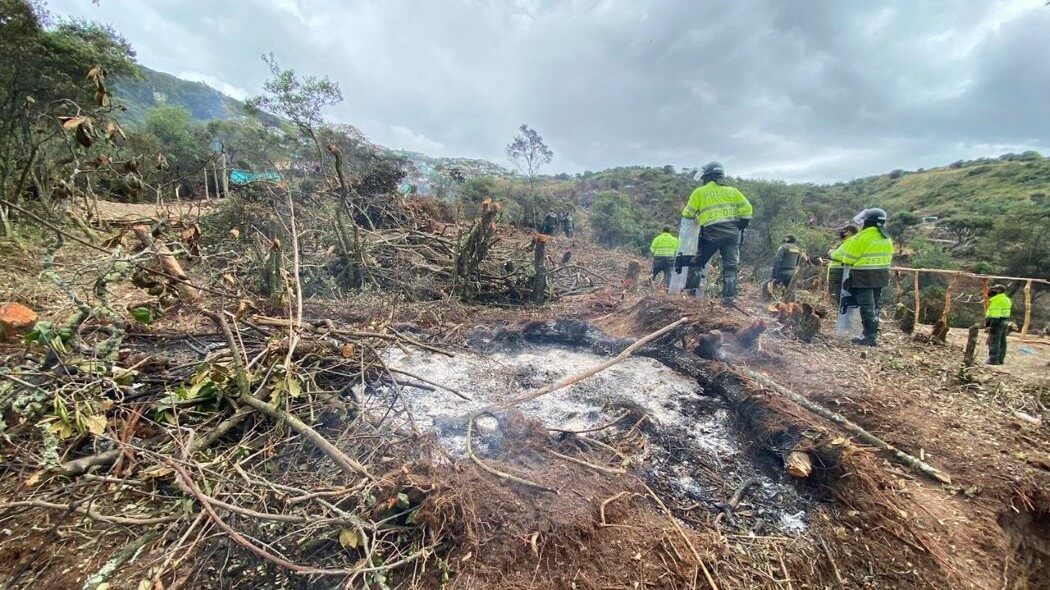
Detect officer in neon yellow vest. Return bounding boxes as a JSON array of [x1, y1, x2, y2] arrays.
[[830, 208, 894, 346], [680, 161, 753, 301], [827, 225, 858, 305], [649, 227, 679, 289], [985, 284, 1013, 365]]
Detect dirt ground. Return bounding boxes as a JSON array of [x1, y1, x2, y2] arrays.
[[1, 200, 1048, 589]]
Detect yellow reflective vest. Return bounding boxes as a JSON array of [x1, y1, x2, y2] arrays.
[[681, 182, 753, 230], [986, 293, 1012, 319], [650, 232, 679, 257], [830, 227, 894, 288]]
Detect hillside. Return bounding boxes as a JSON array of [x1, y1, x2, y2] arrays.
[[528, 156, 1049, 280], [113, 66, 246, 124], [112, 67, 510, 192]]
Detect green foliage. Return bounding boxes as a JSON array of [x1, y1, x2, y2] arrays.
[[115, 66, 243, 125], [589, 191, 646, 251], [0, 3, 137, 212], [908, 237, 956, 270], [145, 106, 201, 170], [246, 53, 342, 137]]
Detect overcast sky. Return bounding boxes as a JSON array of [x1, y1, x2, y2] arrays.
[[48, 0, 1050, 182]]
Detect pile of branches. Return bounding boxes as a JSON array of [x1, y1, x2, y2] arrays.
[[0, 199, 479, 588], [203, 187, 606, 306]]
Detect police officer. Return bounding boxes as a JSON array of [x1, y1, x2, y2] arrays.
[[680, 162, 753, 302], [985, 284, 1013, 365], [562, 212, 575, 237], [831, 208, 894, 346], [542, 211, 558, 235], [827, 225, 858, 305], [771, 235, 804, 288], [649, 227, 679, 289]]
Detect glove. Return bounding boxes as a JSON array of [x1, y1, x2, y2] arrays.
[[674, 253, 693, 274], [984, 318, 991, 328], [736, 218, 750, 230]]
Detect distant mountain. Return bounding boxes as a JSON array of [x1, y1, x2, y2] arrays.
[[113, 66, 245, 125], [112, 67, 509, 194]]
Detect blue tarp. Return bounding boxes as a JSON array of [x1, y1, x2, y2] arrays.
[[230, 169, 283, 185]]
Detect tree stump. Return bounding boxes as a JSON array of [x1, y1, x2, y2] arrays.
[[531, 234, 549, 303], [963, 324, 980, 366]]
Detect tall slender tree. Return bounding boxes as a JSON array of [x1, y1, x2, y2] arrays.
[[505, 124, 553, 227]]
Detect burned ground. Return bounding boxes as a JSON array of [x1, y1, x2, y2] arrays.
[[1, 200, 1048, 590]]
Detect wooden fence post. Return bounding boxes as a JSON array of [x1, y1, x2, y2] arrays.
[[913, 270, 922, 326], [981, 278, 989, 313], [1021, 279, 1033, 337]]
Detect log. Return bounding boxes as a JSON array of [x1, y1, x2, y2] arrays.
[[963, 324, 980, 366], [740, 368, 952, 485], [132, 225, 199, 302]]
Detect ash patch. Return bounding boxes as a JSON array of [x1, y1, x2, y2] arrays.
[[378, 344, 812, 535]]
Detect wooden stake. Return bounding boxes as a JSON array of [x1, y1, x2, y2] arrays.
[[981, 278, 989, 313], [913, 270, 921, 327], [203, 165, 210, 200], [939, 275, 956, 325], [220, 152, 230, 198], [1021, 280, 1033, 337]]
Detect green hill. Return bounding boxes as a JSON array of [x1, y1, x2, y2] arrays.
[[113, 66, 246, 125], [497, 155, 1049, 281]]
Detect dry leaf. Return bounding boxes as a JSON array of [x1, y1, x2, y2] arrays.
[[105, 120, 125, 141], [84, 414, 107, 436], [338, 527, 360, 549], [59, 115, 88, 130], [229, 228, 240, 239], [340, 344, 355, 358]]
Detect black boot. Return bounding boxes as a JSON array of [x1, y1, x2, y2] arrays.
[[852, 335, 877, 346]]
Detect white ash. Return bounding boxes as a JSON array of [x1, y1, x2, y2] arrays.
[[379, 344, 809, 535]]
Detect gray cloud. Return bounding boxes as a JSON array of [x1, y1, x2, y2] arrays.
[[48, 0, 1050, 181]]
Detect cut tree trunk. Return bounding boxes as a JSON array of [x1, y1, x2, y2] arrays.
[[531, 234, 549, 303], [963, 324, 980, 366]]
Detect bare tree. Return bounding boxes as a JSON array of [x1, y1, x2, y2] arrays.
[[506, 124, 553, 227]]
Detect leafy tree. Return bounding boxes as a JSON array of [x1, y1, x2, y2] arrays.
[[505, 123, 552, 227], [146, 106, 200, 173], [589, 190, 644, 250], [0, 2, 136, 230], [940, 214, 993, 251], [246, 53, 342, 177]]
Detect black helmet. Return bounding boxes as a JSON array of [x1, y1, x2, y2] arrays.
[[701, 161, 725, 178], [853, 207, 887, 226], [989, 283, 1007, 295], [783, 234, 797, 243]]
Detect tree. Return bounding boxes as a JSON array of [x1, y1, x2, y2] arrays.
[[940, 215, 993, 251], [589, 190, 644, 250], [505, 124, 552, 227], [246, 53, 342, 180], [146, 106, 199, 173], [0, 3, 136, 230]]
